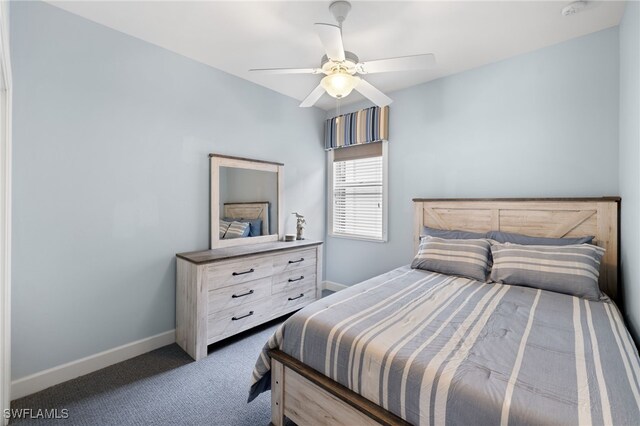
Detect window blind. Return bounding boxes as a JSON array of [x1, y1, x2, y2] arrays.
[[332, 145, 384, 240]]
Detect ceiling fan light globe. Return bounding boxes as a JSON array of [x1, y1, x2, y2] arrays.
[[321, 72, 358, 99]]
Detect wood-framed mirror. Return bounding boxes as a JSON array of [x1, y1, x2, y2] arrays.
[[210, 154, 284, 248]]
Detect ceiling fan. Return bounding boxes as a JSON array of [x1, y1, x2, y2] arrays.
[[249, 1, 436, 108]]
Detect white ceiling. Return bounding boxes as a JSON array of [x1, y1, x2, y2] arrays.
[[48, 1, 625, 110]]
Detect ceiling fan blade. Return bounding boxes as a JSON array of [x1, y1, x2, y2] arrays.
[[314, 23, 345, 62], [249, 67, 322, 75], [354, 78, 393, 106], [299, 83, 325, 108], [357, 54, 436, 74]]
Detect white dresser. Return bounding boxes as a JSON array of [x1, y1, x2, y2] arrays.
[[175, 240, 323, 360]]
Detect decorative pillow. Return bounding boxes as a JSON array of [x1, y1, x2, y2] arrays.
[[490, 243, 605, 300], [411, 236, 492, 281], [224, 217, 262, 237], [486, 230, 593, 246], [223, 221, 251, 239], [422, 226, 486, 240], [219, 220, 231, 238]]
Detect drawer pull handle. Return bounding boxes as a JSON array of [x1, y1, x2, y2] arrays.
[[232, 268, 255, 276], [232, 289, 254, 299], [288, 258, 305, 264], [288, 276, 304, 283], [288, 293, 304, 301], [232, 311, 254, 321]]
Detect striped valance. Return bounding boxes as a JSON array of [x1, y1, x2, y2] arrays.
[[324, 106, 389, 150]]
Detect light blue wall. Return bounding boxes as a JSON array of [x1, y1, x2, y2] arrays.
[[325, 28, 620, 285], [619, 1, 640, 341], [10, 1, 325, 379]]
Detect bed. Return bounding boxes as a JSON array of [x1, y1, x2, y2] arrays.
[[249, 198, 640, 426]]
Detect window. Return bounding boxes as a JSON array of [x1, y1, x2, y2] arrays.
[[328, 141, 387, 242]]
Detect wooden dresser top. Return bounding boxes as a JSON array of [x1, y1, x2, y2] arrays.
[[176, 240, 323, 265]]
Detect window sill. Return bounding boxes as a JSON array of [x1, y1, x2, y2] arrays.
[[328, 232, 388, 243]]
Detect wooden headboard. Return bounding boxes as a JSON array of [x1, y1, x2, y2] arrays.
[[413, 198, 620, 300], [223, 202, 270, 235]]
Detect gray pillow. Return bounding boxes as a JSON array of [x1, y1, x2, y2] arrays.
[[490, 243, 605, 300], [219, 219, 231, 238], [487, 230, 593, 246], [411, 236, 491, 281], [422, 226, 486, 240], [224, 217, 262, 237], [223, 221, 251, 239]]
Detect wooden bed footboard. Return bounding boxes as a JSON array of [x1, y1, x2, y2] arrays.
[[269, 350, 409, 426]]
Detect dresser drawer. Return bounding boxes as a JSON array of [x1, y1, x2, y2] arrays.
[[272, 265, 317, 294], [208, 277, 271, 313], [207, 298, 271, 342], [205, 256, 273, 290], [272, 249, 317, 275], [272, 285, 316, 315]]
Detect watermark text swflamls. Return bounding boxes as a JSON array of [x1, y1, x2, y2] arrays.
[[4, 408, 69, 420]]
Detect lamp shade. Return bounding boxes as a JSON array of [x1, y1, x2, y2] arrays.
[[321, 71, 359, 99]]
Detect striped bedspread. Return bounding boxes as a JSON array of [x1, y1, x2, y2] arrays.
[[249, 266, 640, 425]]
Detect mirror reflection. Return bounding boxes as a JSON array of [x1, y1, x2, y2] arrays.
[[218, 166, 278, 239]]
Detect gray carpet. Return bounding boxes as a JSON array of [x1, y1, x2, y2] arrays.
[[10, 317, 287, 425]]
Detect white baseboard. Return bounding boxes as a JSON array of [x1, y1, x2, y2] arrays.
[[11, 329, 175, 400], [323, 281, 348, 292]]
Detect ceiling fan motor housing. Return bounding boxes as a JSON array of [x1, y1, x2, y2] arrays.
[[321, 51, 359, 74]]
